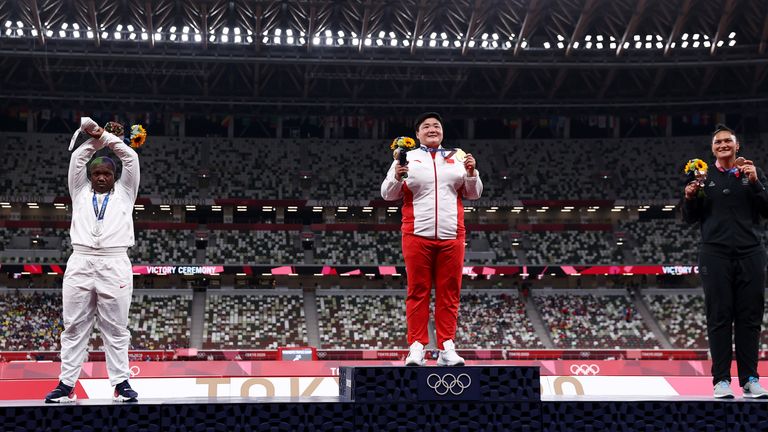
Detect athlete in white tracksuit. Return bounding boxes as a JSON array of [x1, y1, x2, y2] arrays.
[[45, 122, 140, 403]]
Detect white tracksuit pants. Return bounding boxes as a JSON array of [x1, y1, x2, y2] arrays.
[[59, 250, 133, 387]]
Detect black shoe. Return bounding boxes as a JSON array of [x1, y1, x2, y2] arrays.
[[45, 381, 76, 403], [113, 380, 138, 402]]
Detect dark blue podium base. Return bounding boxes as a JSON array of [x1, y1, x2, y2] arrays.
[[3, 368, 768, 431]]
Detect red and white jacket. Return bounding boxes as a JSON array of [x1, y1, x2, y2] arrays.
[[381, 146, 483, 240]]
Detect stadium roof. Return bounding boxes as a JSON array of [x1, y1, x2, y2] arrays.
[[1, 0, 767, 116]]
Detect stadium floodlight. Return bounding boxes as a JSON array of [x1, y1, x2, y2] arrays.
[[129, 32, 137, 40], [573, 41, 579, 48], [273, 36, 280, 44], [220, 34, 228, 43], [442, 39, 450, 47], [59, 29, 66, 37], [62, 22, 69, 30], [116, 24, 123, 32], [729, 31, 736, 39], [633, 35, 640, 41], [169, 33, 176, 41], [503, 40, 512, 49], [325, 29, 332, 37], [481, 33, 488, 40], [341, 38, 347, 45], [521, 40, 528, 48], [47, 29, 54, 37], [728, 39, 736, 46], [114, 31, 122, 39], [364, 37, 371, 46], [481, 40, 488, 48], [403, 39, 409, 46], [692, 41, 699, 48], [234, 27, 241, 35], [682, 33, 689, 40], [430, 32, 437, 39], [440, 32, 447, 39], [585, 41, 592, 49], [656, 41, 663, 49], [596, 42, 603, 49], [644, 42, 651, 49], [585, 34, 592, 41], [312, 36, 321, 45], [645, 34, 652, 41], [543, 41, 551, 49], [681, 41, 688, 48], [299, 37, 305, 44], [234, 35, 241, 43], [416, 38, 423, 47], [325, 37, 333, 45], [492, 33, 499, 40], [692, 33, 700, 40], [287, 36, 294, 44], [4, 20, 11, 28], [597, 35, 604, 41], [140, 32, 147, 40], [127, 25, 134, 32], [716, 40, 724, 47], [557, 34, 565, 41], [100, 31, 107, 39], [557, 42, 564, 49], [223, 27, 229, 35], [703, 40, 710, 47], [429, 39, 436, 47]]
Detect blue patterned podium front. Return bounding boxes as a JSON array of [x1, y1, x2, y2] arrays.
[[339, 365, 540, 403], [339, 365, 542, 430]]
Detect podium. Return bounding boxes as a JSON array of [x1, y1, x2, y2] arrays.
[[339, 366, 541, 430]]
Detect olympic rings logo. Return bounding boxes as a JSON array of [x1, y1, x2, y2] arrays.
[[426, 373, 472, 396], [569, 364, 600, 375], [129, 366, 141, 377]]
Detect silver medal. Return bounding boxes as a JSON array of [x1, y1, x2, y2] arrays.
[[92, 222, 104, 237]]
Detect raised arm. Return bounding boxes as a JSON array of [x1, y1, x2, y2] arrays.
[[99, 132, 140, 200], [68, 138, 104, 196], [381, 160, 405, 201]]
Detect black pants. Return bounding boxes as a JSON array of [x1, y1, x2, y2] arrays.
[[700, 251, 766, 387]]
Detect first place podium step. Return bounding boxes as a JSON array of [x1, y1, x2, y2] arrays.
[[339, 365, 542, 431]]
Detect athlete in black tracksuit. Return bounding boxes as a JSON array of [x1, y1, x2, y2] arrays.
[[683, 125, 768, 397]]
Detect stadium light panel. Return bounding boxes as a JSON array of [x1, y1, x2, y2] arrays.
[[585, 42, 592, 49], [403, 39, 410, 46], [234, 35, 242, 43], [443, 40, 450, 47], [127, 25, 134, 32], [468, 40, 476, 47], [543, 41, 551, 49], [492, 33, 499, 40], [129, 32, 137, 40], [62, 23, 69, 30], [59, 30, 66, 37], [223, 27, 229, 35], [596, 42, 603, 49], [557, 34, 565, 41], [299, 37, 305, 44], [520, 40, 528, 48], [645, 42, 651, 49], [117, 24, 123, 31], [273, 36, 280, 44], [557, 42, 565, 49], [114, 32, 122, 39], [351, 37, 359, 45], [312, 36, 321, 45], [681, 41, 688, 48], [635, 41, 642, 49], [4, 20, 11, 28], [234, 27, 241, 35], [481, 33, 488, 40], [390, 39, 397, 46], [429, 39, 436, 47], [585, 34, 592, 41], [692, 41, 699, 48], [365, 37, 372, 46], [416, 39, 423, 47], [430, 32, 437, 39], [596, 35, 604, 41], [728, 39, 736, 46], [287, 36, 294, 44], [633, 35, 640, 41], [46, 29, 54, 37], [326, 37, 335, 45], [100, 31, 107, 39], [655, 42, 663, 49], [692, 33, 700, 40], [645, 34, 652, 41], [703, 40, 710, 47]]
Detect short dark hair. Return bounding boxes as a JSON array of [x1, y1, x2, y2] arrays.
[[712, 123, 735, 137], [414, 112, 443, 131]]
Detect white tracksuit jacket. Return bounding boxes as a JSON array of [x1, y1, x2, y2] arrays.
[[381, 146, 483, 240]]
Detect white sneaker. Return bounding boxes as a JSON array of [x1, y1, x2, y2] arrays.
[[437, 340, 465, 366], [405, 341, 426, 366]]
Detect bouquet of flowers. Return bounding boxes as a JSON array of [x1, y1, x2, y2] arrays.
[[683, 158, 708, 187], [129, 124, 147, 148], [390, 136, 417, 179]]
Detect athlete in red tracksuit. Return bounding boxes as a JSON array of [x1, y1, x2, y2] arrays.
[[380, 112, 483, 366]]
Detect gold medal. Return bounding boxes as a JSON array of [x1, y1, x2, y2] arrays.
[[454, 149, 467, 163]]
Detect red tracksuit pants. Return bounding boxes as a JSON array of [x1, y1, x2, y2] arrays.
[[402, 233, 465, 350]]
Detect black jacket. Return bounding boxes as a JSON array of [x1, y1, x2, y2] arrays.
[[683, 164, 768, 257]]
